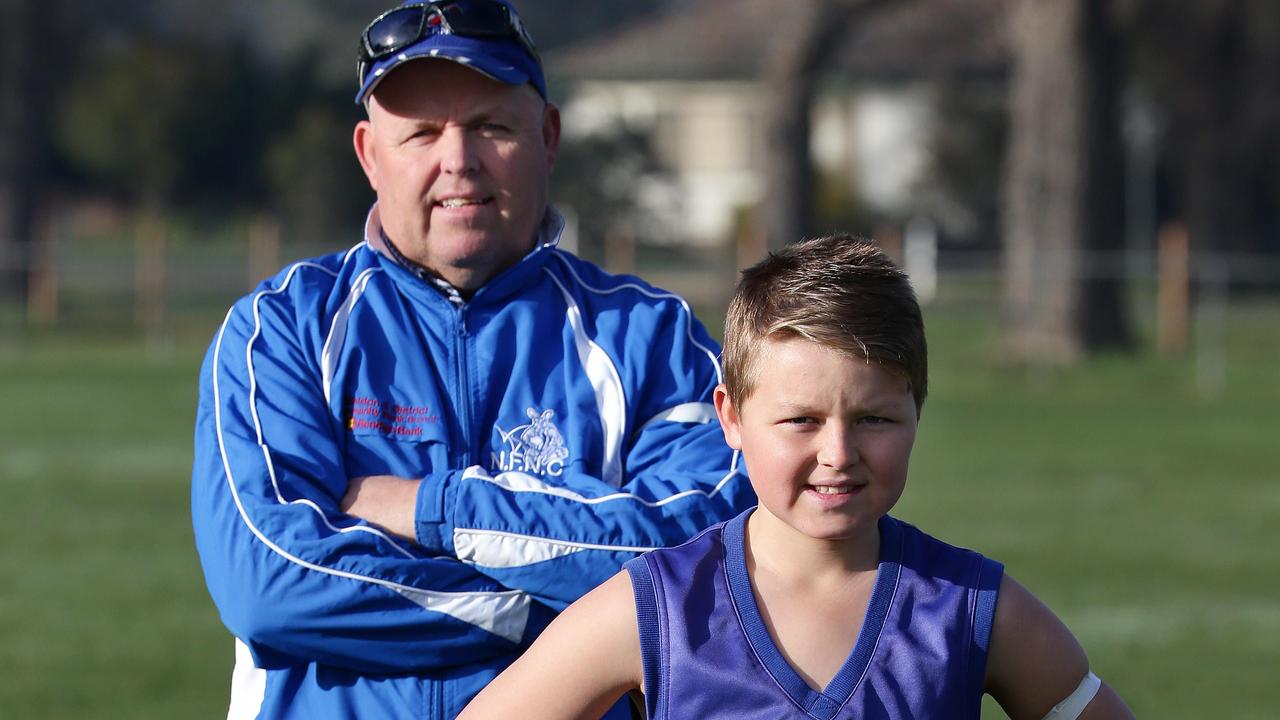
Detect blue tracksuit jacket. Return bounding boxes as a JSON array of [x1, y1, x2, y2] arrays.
[[191, 206, 755, 718]]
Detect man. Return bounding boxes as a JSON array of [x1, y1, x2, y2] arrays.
[[190, 1, 754, 718]]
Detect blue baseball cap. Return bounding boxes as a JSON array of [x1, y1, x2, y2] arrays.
[[355, 0, 546, 105]]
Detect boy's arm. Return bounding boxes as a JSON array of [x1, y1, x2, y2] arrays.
[[985, 574, 1135, 720], [458, 571, 643, 720]]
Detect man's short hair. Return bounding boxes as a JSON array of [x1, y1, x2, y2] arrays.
[[722, 234, 928, 413]]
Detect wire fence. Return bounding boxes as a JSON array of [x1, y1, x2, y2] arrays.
[[1, 217, 1277, 392]]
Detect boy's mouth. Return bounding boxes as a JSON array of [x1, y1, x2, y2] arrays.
[[807, 482, 864, 496]]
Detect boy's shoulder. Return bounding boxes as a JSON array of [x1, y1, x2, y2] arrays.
[[886, 515, 980, 554], [632, 511, 737, 556], [885, 515, 1005, 591], [623, 508, 746, 581], [625, 512, 1005, 599]]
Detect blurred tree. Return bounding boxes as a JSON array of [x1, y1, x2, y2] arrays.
[[56, 41, 198, 209], [518, 0, 681, 54], [265, 97, 370, 247], [1133, 0, 1280, 260], [550, 126, 671, 264], [759, 0, 891, 250], [814, 168, 879, 242], [918, 78, 1007, 250], [53, 39, 276, 213], [1001, 0, 1132, 365], [0, 0, 695, 314], [0, 0, 50, 303]]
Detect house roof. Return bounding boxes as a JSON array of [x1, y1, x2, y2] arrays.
[[547, 0, 1010, 84]]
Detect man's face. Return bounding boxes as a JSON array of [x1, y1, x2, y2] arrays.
[[354, 59, 560, 292]]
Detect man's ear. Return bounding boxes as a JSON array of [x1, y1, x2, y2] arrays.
[[541, 102, 561, 171], [353, 119, 379, 192], [713, 384, 743, 451]]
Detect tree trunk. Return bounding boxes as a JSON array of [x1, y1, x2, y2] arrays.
[[1179, 2, 1252, 261], [1133, 0, 1280, 266], [1078, 0, 1133, 350], [1001, 0, 1131, 364], [0, 0, 44, 304], [759, 0, 886, 251]]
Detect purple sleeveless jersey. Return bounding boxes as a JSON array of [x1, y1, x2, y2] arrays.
[[624, 508, 1003, 719]]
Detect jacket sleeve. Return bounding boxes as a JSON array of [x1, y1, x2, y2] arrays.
[[191, 280, 544, 674], [412, 295, 756, 610]]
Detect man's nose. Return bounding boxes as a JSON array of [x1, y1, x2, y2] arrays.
[[438, 127, 478, 175], [816, 424, 857, 469]]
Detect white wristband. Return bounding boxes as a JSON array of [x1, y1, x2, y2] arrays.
[[1042, 671, 1101, 720]]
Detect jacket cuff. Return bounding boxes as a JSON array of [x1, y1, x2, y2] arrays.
[[414, 471, 455, 554]]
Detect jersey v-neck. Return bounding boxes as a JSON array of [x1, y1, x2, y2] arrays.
[[721, 510, 904, 720]]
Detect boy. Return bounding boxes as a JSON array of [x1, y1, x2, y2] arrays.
[[460, 235, 1134, 719]]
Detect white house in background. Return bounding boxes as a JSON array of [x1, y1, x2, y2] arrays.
[[546, 0, 1008, 247]]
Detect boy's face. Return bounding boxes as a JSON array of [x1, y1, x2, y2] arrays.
[[714, 336, 918, 545]]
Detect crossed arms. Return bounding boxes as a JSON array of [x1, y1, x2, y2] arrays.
[[191, 265, 754, 673]]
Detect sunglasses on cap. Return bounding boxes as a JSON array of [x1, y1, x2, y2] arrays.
[[356, 0, 541, 88]]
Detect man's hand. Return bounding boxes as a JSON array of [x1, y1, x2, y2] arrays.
[[342, 475, 421, 542]]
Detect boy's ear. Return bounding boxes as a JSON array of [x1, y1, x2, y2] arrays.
[[713, 384, 743, 451]]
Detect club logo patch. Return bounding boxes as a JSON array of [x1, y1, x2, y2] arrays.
[[491, 408, 569, 477]]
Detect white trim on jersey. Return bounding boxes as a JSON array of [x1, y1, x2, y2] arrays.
[[322, 266, 382, 405], [227, 639, 266, 720], [449, 459, 742, 569], [543, 269, 628, 487], [454, 528, 589, 568], [549, 252, 723, 385], [460, 462, 740, 507], [638, 402, 717, 433]]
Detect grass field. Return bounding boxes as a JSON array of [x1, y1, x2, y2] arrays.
[[2, 290, 1277, 718]]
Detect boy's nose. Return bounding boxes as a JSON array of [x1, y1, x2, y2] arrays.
[[816, 425, 858, 469]]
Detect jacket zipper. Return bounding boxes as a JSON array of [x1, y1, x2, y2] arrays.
[[452, 305, 473, 467]]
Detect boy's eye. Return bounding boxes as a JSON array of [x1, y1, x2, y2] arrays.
[[784, 416, 816, 425], [859, 415, 890, 425]]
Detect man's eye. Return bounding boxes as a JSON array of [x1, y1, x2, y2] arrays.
[[477, 122, 509, 134], [860, 416, 890, 425]]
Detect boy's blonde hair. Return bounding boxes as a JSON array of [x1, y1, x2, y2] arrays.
[[722, 234, 927, 413]]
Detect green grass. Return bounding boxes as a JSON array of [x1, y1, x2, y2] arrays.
[[0, 337, 231, 718], [2, 295, 1278, 718], [902, 305, 1280, 719]]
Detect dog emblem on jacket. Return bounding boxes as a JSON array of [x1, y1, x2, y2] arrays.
[[492, 408, 570, 477]]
